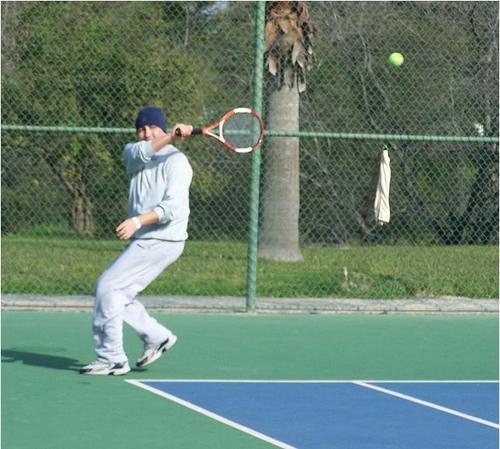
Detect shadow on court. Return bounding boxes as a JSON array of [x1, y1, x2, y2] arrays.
[[1, 349, 83, 371], [1, 349, 148, 374]]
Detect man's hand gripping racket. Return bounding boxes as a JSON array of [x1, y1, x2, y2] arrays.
[[175, 107, 264, 153]]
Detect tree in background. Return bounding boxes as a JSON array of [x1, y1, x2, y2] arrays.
[[259, 1, 316, 261], [2, 2, 497, 245], [1, 2, 220, 237], [297, 1, 498, 245]]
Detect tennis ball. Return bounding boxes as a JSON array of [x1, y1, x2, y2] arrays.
[[388, 52, 404, 67]]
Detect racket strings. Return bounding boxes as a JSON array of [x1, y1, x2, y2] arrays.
[[222, 113, 262, 150]]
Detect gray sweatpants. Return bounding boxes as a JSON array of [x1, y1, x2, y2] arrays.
[[92, 239, 185, 363]]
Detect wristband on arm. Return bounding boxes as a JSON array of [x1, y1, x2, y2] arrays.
[[132, 216, 142, 230]]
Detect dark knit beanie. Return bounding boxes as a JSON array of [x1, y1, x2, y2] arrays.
[[135, 106, 167, 132]]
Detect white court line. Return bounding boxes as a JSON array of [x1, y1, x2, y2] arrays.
[[353, 381, 500, 430], [128, 379, 499, 383], [125, 379, 297, 449]]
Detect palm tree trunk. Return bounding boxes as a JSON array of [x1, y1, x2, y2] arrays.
[[259, 85, 303, 261]]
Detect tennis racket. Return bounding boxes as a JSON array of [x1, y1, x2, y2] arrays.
[[175, 107, 264, 153]]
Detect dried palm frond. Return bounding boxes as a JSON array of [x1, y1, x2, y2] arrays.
[[264, 1, 317, 93]]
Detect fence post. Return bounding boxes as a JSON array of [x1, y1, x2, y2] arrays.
[[246, 1, 266, 312]]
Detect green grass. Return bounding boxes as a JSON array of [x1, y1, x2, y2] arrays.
[[1, 236, 498, 298]]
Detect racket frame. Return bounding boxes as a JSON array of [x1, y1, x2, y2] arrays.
[[200, 107, 264, 153]]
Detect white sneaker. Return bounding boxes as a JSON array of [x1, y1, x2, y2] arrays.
[[136, 334, 178, 368], [80, 360, 130, 376]]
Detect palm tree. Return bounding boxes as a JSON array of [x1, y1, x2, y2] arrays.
[[258, 1, 316, 261]]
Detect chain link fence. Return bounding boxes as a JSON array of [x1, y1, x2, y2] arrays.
[[2, 2, 498, 300]]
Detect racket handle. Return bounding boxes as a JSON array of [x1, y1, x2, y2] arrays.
[[174, 127, 202, 137]]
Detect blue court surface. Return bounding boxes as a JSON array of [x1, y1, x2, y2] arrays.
[[127, 380, 499, 449]]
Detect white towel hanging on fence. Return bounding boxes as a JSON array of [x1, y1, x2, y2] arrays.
[[374, 148, 391, 225]]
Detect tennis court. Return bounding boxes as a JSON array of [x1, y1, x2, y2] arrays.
[[130, 380, 498, 449], [2, 3, 499, 449], [2, 311, 498, 449]]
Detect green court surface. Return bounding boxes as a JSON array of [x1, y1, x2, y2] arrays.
[[2, 311, 498, 449]]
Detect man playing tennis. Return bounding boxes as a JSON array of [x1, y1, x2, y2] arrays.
[[81, 106, 193, 375]]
